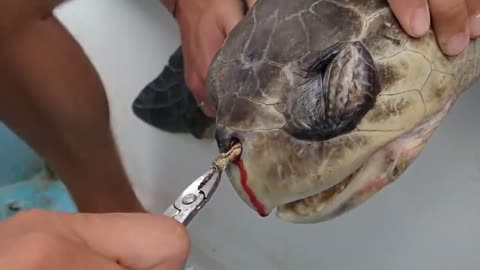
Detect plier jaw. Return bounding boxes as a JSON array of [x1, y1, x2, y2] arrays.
[[163, 164, 223, 226], [164, 143, 241, 226]]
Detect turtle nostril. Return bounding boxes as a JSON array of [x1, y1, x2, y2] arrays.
[[215, 126, 239, 153]]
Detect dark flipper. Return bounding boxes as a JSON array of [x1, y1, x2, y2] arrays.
[[132, 47, 215, 139]]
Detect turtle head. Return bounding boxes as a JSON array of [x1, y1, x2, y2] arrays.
[[209, 39, 385, 219], [207, 0, 449, 223]]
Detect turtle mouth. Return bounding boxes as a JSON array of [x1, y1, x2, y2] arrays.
[[224, 139, 363, 220], [276, 163, 365, 223], [274, 133, 421, 224], [225, 131, 429, 223], [284, 169, 357, 210], [225, 136, 423, 223]]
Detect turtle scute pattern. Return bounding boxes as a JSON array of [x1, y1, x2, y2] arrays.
[[214, 0, 480, 138]]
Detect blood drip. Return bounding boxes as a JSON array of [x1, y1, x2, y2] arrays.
[[234, 159, 268, 217]]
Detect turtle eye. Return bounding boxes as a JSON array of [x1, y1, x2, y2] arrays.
[[304, 43, 343, 77], [283, 41, 380, 141]]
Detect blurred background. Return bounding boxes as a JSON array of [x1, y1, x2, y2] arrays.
[[1, 0, 480, 269]]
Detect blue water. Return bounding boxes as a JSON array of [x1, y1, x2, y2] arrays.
[[0, 123, 43, 186], [0, 123, 77, 220]]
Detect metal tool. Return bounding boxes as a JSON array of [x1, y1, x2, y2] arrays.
[[163, 164, 223, 226]]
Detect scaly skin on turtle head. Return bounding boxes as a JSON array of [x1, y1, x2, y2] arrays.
[[207, 0, 480, 223]]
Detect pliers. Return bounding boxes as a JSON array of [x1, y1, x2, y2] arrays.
[[163, 143, 241, 226], [163, 164, 223, 226]]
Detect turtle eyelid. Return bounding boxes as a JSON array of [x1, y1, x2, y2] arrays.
[[294, 42, 345, 83], [300, 42, 347, 75]]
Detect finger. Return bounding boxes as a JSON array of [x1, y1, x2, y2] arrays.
[[1, 210, 190, 270], [192, 0, 245, 117], [0, 232, 124, 270], [182, 50, 217, 117], [190, 80, 217, 117], [466, 0, 480, 37], [429, 0, 470, 55], [186, 44, 219, 117], [245, 0, 257, 9], [387, 0, 430, 37], [191, 12, 234, 117], [199, 101, 217, 117], [218, 0, 244, 35]]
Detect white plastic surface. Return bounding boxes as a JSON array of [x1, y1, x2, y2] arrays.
[[56, 1, 480, 269]]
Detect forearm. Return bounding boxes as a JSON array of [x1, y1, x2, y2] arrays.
[[0, 7, 143, 213]]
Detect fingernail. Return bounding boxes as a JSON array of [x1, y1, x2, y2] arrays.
[[469, 13, 480, 37], [410, 7, 430, 36], [443, 32, 469, 56]]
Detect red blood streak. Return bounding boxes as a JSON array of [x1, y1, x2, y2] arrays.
[[234, 159, 268, 217]]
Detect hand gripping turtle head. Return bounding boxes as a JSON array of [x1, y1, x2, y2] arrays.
[[206, 0, 480, 223]]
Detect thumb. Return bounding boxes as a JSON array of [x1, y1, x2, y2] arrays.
[[68, 213, 190, 270], [218, 1, 245, 34], [3, 210, 190, 270], [387, 0, 430, 37]]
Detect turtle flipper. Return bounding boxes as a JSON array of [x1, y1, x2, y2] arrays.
[[131, 47, 215, 140]]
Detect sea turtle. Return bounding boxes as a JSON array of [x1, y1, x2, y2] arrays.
[[133, 0, 480, 224]]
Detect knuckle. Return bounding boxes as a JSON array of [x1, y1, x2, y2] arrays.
[[185, 74, 204, 93], [433, 1, 467, 18], [467, 0, 480, 13], [19, 232, 66, 268]]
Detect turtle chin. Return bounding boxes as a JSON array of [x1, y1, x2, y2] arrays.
[[276, 135, 428, 223], [276, 104, 452, 224]]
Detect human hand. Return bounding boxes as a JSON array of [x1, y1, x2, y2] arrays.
[[0, 210, 189, 270], [174, 0, 256, 117], [388, 0, 480, 56]]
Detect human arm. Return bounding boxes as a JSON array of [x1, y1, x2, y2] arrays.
[[0, 0, 144, 213]]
